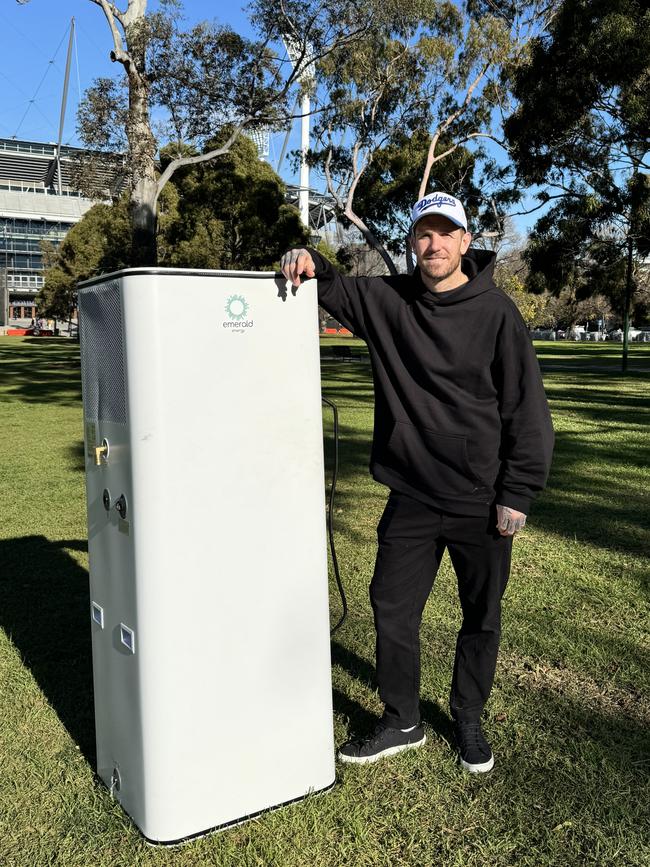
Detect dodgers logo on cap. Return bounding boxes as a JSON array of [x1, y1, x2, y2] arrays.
[[410, 192, 468, 232]]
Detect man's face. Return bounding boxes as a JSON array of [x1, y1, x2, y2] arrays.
[[411, 214, 472, 284]]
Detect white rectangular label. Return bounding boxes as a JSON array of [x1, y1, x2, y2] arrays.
[[91, 602, 104, 628], [119, 624, 135, 653]]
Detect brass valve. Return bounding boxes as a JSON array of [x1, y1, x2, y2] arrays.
[[94, 439, 109, 466]]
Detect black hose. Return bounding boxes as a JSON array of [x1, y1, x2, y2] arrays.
[[322, 395, 347, 635]]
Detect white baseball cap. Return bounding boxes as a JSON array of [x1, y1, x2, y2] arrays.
[[411, 192, 468, 233]]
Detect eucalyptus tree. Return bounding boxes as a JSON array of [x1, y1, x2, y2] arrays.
[[308, 0, 557, 273], [505, 0, 650, 352], [18, 0, 376, 265], [38, 134, 309, 317]]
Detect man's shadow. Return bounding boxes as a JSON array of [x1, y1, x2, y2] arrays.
[[0, 534, 454, 764], [0, 536, 96, 765]]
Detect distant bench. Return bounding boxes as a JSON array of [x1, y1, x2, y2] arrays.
[[321, 344, 370, 363], [332, 345, 354, 361]]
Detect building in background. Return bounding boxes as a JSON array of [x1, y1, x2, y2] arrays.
[[0, 138, 122, 327], [0, 133, 360, 331]]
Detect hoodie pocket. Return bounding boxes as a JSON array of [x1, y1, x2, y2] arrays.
[[386, 422, 482, 497]]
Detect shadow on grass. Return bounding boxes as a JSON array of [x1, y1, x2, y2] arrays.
[[321, 363, 375, 408], [0, 339, 81, 406], [331, 639, 455, 744], [66, 439, 87, 473], [322, 365, 650, 563], [537, 373, 650, 560], [0, 535, 95, 766], [331, 634, 649, 821], [546, 371, 650, 418]]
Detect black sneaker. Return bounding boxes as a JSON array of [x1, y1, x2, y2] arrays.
[[453, 721, 494, 773], [338, 723, 426, 764]]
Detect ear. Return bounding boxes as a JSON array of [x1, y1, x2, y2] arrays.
[[460, 232, 472, 254]]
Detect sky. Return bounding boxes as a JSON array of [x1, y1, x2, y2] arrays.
[[0, 0, 540, 237], [0, 1, 251, 145]]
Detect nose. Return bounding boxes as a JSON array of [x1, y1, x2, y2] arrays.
[[424, 235, 442, 253]]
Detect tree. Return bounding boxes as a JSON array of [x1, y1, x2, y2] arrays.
[[505, 0, 650, 344], [38, 135, 307, 314], [350, 130, 483, 259], [37, 200, 131, 318], [19, 0, 376, 264], [490, 234, 541, 328], [308, 0, 556, 273], [158, 134, 308, 271], [539, 288, 614, 333]]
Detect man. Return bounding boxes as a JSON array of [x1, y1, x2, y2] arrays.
[[281, 192, 554, 773]]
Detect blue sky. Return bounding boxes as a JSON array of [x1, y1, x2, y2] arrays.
[[0, 1, 312, 188], [0, 1, 251, 144], [0, 0, 540, 237]]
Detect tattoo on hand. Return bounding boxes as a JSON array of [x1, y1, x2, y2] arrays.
[[281, 249, 307, 268], [497, 506, 527, 535]]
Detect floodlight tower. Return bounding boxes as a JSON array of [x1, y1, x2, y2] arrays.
[[282, 37, 315, 229]]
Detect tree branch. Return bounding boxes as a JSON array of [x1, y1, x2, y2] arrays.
[[90, 0, 129, 62], [154, 123, 247, 206], [419, 61, 491, 198], [473, 229, 502, 240], [506, 191, 588, 220], [344, 205, 398, 275], [122, 0, 147, 29], [461, 131, 509, 151], [88, 0, 126, 26], [323, 144, 344, 212], [342, 143, 397, 275], [90, 0, 128, 55]]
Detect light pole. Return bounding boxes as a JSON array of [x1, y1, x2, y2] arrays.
[[1, 225, 8, 329], [282, 37, 315, 231]]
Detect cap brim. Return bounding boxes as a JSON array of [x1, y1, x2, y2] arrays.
[[411, 212, 467, 232]]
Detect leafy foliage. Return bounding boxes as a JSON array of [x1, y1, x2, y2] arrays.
[[159, 134, 308, 270], [349, 131, 482, 254], [73, 0, 378, 262], [37, 200, 131, 318], [39, 137, 307, 315], [506, 0, 650, 318], [506, 0, 650, 184], [308, 1, 553, 268]]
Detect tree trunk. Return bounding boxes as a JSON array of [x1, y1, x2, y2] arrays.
[[405, 240, 415, 275], [125, 50, 158, 265], [130, 176, 158, 266], [344, 207, 398, 276]]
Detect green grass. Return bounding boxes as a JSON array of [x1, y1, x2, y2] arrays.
[[1, 336, 649, 867]]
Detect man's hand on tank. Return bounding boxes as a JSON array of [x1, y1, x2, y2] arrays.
[[280, 248, 316, 287], [496, 505, 527, 536]]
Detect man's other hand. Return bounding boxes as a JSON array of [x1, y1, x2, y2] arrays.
[[280, 248, 316, 287], [496, 505, 527, 536]]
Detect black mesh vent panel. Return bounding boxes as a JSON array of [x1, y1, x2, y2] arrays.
[[79, 281, 127, 424]]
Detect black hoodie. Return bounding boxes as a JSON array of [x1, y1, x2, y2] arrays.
[[311, 246, 554, 517]]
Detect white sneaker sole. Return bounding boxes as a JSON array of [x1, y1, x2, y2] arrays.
[[460, 753, 494, 773], [338, 734, 426, 765]]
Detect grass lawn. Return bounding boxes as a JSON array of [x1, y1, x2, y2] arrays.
[[1, 336, 649, 867]]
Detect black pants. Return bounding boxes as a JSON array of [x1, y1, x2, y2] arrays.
[[370, 491, 513, 728]]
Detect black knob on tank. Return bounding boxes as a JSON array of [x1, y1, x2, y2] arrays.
[[115, 494, 128, 519]]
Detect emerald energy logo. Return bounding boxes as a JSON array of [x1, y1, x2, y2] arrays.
[[223, 294, 254, 331]]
